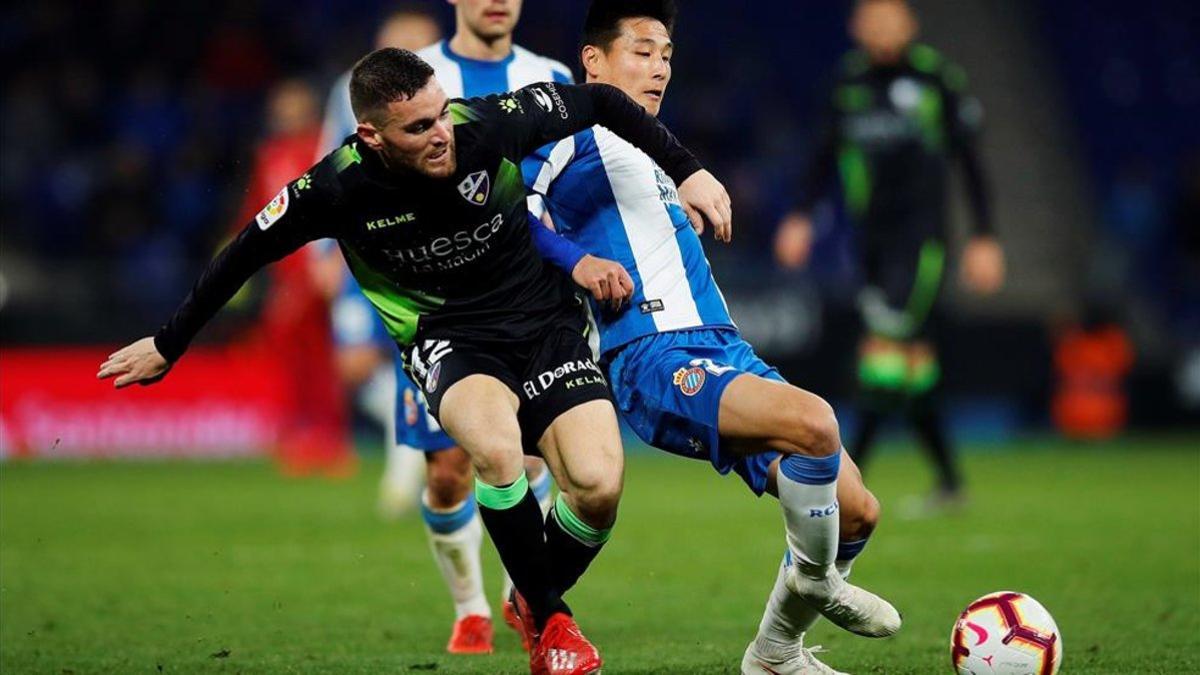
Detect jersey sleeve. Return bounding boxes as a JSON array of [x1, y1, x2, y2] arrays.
[[796, 78, 844, 214], [939, 62, 993, 235], [153, 169, 340, 362], [521, 136, 577, 218], [480, 82, 702, 184]]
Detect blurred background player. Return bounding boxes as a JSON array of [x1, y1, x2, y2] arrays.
[[775, 0, 1004, 509], [315, 0, 574, 655], [235, 79, 353, 477]]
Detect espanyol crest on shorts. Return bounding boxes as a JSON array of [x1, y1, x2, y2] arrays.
[[457, 170, 490, 206], [673, 366, 706, 396]]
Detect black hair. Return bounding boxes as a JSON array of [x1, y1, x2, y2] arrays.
[[581, 0, 678, 51], [349, 48, 435, 122]]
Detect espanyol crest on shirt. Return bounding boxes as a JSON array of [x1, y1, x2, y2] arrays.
[[457, 170, 490, 206]]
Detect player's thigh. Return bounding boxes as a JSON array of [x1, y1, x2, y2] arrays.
[[536, 399, 624, 506], [717, 373, 840, 457], [437, 374, 524, 484]]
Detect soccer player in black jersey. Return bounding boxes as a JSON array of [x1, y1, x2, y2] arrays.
[[776, 0, 1005, 510], [99, 48, 730, 675]]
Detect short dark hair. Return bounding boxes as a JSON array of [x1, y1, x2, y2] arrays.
[[350, 48, 435, 122], [582, 0, 678, 52]]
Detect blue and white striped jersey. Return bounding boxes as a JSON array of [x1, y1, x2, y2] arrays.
[[319, 41, 573, 156], [522, 126, 736, 355]]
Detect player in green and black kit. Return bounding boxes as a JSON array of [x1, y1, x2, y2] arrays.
[[99, 48, 731, 674], [775, 0, 1004, 508]]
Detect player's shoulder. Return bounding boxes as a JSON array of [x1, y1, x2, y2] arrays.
[[511, 44, 575, 84], [415, 40, 448, 63], [907, 43, 968, 91], [304, 140, 362, 199]]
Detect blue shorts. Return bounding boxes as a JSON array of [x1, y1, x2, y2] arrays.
[[394, 360, 456, 452], [331, 274, 393, 349], [606, 328, 784, 495]]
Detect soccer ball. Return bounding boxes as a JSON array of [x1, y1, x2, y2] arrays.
[[950, 591, 1062, 675]]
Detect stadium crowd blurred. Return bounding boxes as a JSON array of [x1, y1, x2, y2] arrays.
[[2, 0, 1197, 426]]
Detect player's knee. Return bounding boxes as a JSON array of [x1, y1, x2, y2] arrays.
[[841, 489, 880, 541], [568, 472, 623, 526], [784, 393, 841, 457], [426, 451, 472, 506]]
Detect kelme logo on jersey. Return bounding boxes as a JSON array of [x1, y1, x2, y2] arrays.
[[255, 186, 289, 230], [457, 171, 490, 206], [498, 96, 523, 114], [673, 366, 706, 396]]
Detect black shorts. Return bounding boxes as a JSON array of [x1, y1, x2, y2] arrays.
[[404, 323, 611, 454], [858, 237, 946, 342]]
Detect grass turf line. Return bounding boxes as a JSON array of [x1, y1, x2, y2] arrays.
[[1, 438, 1197, 673]]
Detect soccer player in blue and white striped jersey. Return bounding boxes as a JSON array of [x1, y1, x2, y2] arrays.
[[316, 0, 574, 656], [522, 2, 900, 672]]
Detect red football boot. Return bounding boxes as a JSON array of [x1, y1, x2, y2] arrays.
[[503, 596, 533, 652], [531, 612, 602, 675], [507, 589, 539, 654], [446, 614, 494, 654]]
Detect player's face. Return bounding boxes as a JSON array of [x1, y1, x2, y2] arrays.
[[852, 1, 917, 64], [453, 0, 522, 41], [375, 14, 442, 51], [583, 18, 673, 116], [357, 80, 457, 179]]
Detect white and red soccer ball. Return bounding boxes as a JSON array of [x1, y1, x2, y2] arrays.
[[951, 591, 1062, 675]]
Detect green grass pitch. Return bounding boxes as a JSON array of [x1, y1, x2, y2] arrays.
[[2, 438, 1197, 673]]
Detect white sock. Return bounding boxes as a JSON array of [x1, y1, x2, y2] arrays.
[[753, 542, 866, 652], [421, 492, 490, 619], [529, 464, 554, 516], [752, 556, 811, 658], [775, 452, 842, 575]]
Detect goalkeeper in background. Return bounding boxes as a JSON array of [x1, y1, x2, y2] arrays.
[[775, 0, 1004, 507]]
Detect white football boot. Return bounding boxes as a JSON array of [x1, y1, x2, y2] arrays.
[[741, 641, 849, 675], [786, 564, 901, 638]]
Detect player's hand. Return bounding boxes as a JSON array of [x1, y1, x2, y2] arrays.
[[97, 337, 171, 388], [572, 254, 634, 310], [961, 235, 1005, 295], [774, 212, 814, 269], [678, 170, 733, 243]]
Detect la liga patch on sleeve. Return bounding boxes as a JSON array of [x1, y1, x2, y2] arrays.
[[256, 186, 289, 230]]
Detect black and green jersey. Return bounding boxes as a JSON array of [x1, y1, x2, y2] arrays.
[[154, 82, 701, 362], [799, 43, 991, 247]]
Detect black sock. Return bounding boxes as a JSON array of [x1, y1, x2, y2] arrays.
[[544, 498, 609, 598], [850, 408, 885, 469], [910, 406, 961, 492], [476, 482, 568, 629]]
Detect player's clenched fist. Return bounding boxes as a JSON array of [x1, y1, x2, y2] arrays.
[[572, 254, 635, 310], [97, 336, 171, 388], [678, 169, 733, 243]]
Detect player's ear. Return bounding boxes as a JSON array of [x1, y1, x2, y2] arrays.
[[356, 122, 383, 152], [581, 44, 604, 80]]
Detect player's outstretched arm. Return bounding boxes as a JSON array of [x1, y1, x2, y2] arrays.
[[525, 210, 633, 309], [97, 337, 170, 388]]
